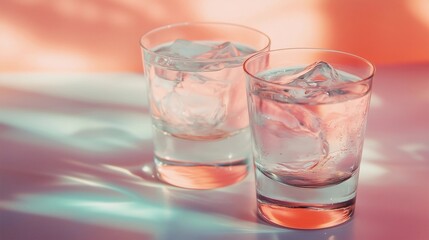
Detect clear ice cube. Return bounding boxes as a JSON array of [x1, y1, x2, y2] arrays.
[[267, 61, 347, 102], [152, 39, 246, 136], [293, 61, 341, 86], [270, 61, 342, 86], [196, 42, 240, 59], [158, 72, 229, 135], [156, 39, 240, 60], [255, 96, 329, 172], [155, 39, 243, 71], [156, 39, 213, 59]]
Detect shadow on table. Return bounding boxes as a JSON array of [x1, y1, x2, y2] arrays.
[[0, 75, 359, 239]]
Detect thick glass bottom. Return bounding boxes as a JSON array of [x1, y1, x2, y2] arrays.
[[155, 157, 248, 189], [257, 194, 355, 229]]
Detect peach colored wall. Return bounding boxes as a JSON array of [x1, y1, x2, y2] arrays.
[[1, 0, 428, 72]]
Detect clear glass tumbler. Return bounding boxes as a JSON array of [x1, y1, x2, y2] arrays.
[[244, 48, 374, 229], [140, 22, 270, 189]]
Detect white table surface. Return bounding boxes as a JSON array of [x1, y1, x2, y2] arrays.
[[0, 63, 428, 240]]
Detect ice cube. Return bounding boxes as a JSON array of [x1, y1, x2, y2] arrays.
[[156, 39, 213, 59], [196, 42, 240, 59], [158, 73, 229, 135], [270, 61, 342, 86], [292, 61, 341, 86], [155, 40, 244, 71], [265, 61, 349, 102], [255, 95, 329, 171], [156, 39, 241, 60]]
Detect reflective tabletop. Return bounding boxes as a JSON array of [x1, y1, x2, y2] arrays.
[[1, 63, 428, 240]]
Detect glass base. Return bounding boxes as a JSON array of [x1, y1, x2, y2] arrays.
[[155, 157, 248, 189], [257, 195, 355, 229]]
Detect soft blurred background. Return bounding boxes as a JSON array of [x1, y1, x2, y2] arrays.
[[1, 0, 428, 72]]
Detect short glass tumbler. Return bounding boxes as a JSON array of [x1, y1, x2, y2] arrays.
[[140, 22, 270, 189], [244, 48, 374, 229]]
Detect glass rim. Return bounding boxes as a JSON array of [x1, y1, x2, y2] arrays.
[[140, 21, 271, 63], [243, 48, 375, 89]]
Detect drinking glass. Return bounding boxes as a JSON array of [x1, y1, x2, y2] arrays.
[[244, 48, 374, 229], [140, 22, 270, 189]]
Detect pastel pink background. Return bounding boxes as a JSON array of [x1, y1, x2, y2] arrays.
[[1, 0, 429, 72]]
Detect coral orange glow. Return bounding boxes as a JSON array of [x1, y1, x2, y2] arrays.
[[1, 0, 428, 71]]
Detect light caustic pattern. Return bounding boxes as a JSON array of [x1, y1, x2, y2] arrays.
[[250, 61, 372, 188]]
